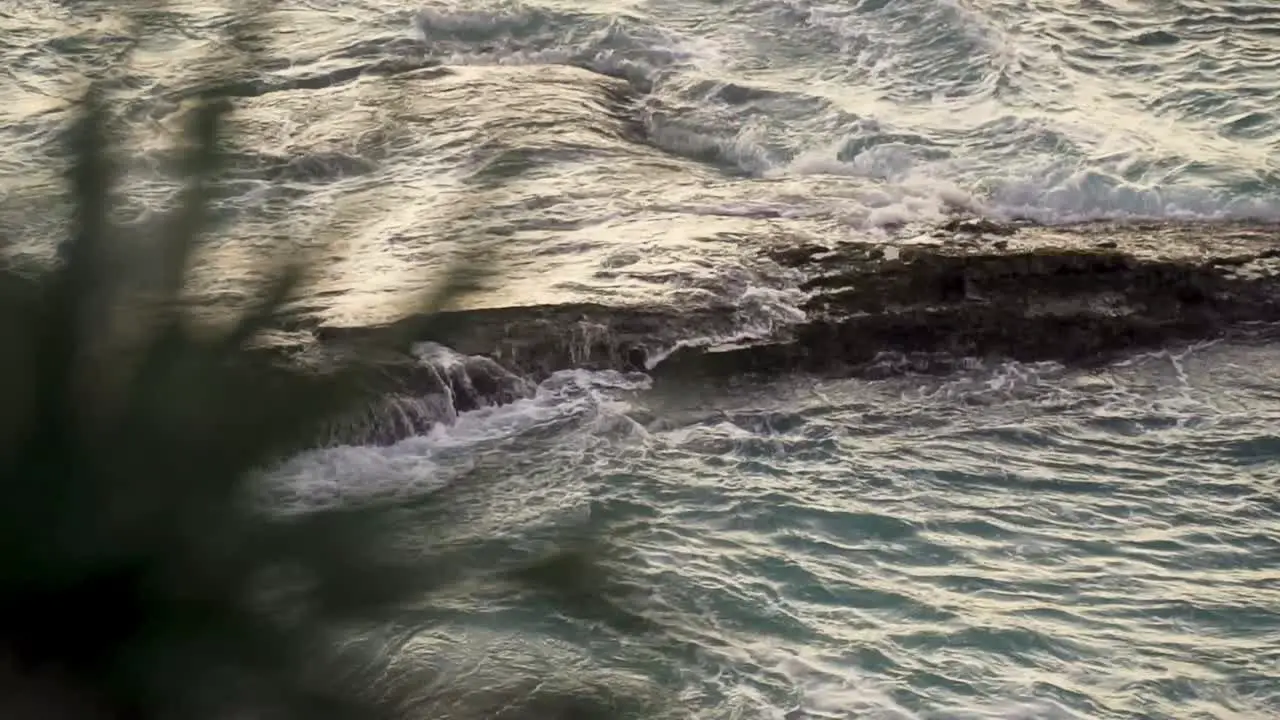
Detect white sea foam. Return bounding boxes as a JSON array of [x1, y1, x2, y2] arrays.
[[261, 367, 650, 512]]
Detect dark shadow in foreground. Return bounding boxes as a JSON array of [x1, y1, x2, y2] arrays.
[[0, 8, 670, 719]]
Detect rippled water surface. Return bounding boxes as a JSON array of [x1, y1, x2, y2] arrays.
[[267, 343, 1280, 719], [4, 0, 1280, 718]]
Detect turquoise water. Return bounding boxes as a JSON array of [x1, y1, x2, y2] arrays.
[[5, 1, 1280, 718], [269, 343, 1280, 719]]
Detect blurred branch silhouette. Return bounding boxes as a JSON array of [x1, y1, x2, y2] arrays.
[[0, 3, 654, 719]]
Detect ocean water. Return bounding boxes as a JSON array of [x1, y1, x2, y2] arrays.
[[4, 1, 1280, 718]]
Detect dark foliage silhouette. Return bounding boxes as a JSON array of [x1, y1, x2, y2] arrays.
[[0, 5, 657, 719]]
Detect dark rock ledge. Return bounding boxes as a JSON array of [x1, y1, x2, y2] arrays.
[[284, 218, 1280, 444], [660, 217, 1280, 378], [319, 218, 1280, 375]]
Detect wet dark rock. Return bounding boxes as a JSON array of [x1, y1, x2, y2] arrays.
[[940, 216, 1020, 236], [311, 302, 743, 379], [658, 218, 1280, 378], [338, 220, 1280, 379], [267, 218, 1280, 440], [274, 344, 534, 447]]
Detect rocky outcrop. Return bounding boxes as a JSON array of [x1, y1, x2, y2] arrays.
[[282, 218, 1280, 443], [313, 302, 742, 377], [277, 344, 534, 447], [656, 218, 1280, 378], [317, 219, 1280, 376]]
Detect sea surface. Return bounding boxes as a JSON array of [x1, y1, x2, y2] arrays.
[[3, 1, 1280, 718]]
